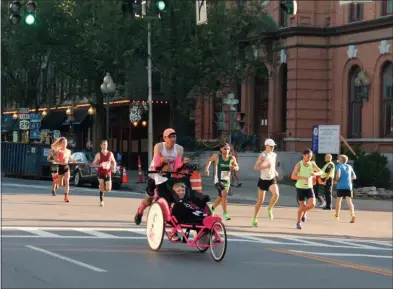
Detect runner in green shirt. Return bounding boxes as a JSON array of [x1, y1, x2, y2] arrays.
[[205, 143, 239, 221]]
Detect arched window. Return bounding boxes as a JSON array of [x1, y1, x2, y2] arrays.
[[348, 66, 362, 137], [381, 62, 393, 137]]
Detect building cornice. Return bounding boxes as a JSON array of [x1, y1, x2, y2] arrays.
[[276, 15, 393, 39]]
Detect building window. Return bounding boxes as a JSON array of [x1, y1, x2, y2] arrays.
[[382, 0, 393, 15], [381, 62, 393, 137], [348, 66, 362, 137], [279, 0, 288, 27], [349, 3, 363, 22]]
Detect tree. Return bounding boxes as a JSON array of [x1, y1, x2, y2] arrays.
[[149, 0, 279, 134]]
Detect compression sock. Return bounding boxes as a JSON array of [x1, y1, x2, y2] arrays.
[[100, 192, 104, 202]]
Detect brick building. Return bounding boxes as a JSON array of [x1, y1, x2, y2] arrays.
[[195, 0, 393, 153]]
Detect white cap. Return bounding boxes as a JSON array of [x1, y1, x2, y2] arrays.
[[264, 138, 276, 147]]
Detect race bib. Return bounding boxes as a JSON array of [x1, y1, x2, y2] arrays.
[[101, 161, 111, 170], [220, 171, 231, 180]]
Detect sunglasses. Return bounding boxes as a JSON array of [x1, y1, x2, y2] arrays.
[[222, 147, 230, 150], [166, 134, 177, 139]]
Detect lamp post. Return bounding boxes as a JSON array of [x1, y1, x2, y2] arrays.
[[100, 73, 116, 141], [223, 93, 239, 146]]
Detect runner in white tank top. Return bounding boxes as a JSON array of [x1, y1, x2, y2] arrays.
[[251, 138, 280, 227], [135, 128, 189, 225]]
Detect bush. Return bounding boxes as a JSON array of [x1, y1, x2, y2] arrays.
[[353, 152, 391, 189]]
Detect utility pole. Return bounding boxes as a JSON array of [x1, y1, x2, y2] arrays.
[[147, 20, 153, 163]]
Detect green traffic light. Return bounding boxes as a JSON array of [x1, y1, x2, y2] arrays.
[[157, 0, 165, 11], [24, 14, 35, 25]]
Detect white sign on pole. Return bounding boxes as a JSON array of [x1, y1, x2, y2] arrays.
[[19, 120, 30, 130], [317, 125, 340, 154], [18, 113, 30, 120], [196, 0, 207, 25]]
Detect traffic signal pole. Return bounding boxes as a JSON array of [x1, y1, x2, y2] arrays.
[[147, 20, 153, 163]]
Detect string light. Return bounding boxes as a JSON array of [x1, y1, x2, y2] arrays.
[[3, 100, 169, 115]]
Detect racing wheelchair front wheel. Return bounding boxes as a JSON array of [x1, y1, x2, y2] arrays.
[[209, 221, 227, 262], [146, 202, 165, 252]]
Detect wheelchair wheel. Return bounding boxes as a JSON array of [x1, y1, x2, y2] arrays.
[[209, 221, 227, 262], [196, 230, 209, 253], [146, 202, 165, 252]]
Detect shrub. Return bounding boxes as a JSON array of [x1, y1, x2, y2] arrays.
[[353, 152, 391, 189]]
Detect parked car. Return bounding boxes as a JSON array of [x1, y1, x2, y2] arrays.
[[69, 151, 124, 189]]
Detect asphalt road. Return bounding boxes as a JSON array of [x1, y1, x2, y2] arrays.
[[2, 178, 393, 288]]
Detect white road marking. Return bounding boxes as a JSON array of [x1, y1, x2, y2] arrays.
[[25, 245, 107, 272], [19, 228, 61, 237], [283, 238, 322, 246], [73, 229, 120, 238], [2, 227, 392, 251], [291, 250, 393, 259], [229, 234, 284, 244], [326, 239, 384, 249]]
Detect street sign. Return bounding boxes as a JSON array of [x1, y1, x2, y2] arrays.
[[317, 125, 340, 154], [196, 0, 207, 25], [19, 120, 30, 130], [18, 113, 30, 120], [340, 0, 373, 5], [311, 125, 318, 153], [30, 130, 41, 139]]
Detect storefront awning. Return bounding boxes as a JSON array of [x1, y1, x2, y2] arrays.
[[41, 111, 67, 130]]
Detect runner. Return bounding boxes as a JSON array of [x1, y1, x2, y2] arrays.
[[290, 149, 323, 229], [47, 148, 59, 196], [319, 154, 335, 210], [51, 137, 77, 202], [204, 142, 239, 221], [334, 154, 356, 223], [134, 128, 189, 225], [92, 140, 117, 207], [251, 138, 279, 226]]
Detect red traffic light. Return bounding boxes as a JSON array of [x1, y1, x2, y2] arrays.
[[26, 0, 36, 13]]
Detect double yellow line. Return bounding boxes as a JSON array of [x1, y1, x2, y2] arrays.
[[267, 248, 393, 277]]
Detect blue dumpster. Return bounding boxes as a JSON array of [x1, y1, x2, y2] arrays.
[[1, 142, 49, 178]]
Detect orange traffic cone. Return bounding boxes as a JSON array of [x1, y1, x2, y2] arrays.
[[122, 167, 128, 183], [137, 155, 143, 183], [190, 171, 202, 193]]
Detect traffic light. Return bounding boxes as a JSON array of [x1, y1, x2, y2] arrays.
[[236, 112, 246, 130], [9, 1, 22, 25], [280, 0, 297, 15], [155, 0, 167, 18], [24, 0, 36, 25], [214, 112, 225, 131]]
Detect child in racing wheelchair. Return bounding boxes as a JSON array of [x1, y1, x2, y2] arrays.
[[166, 181, 211, 241]]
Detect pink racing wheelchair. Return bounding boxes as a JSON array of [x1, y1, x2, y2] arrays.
[[146, 170, 228, 262]]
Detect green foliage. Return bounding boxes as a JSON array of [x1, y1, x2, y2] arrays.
[[341, 145, 391, 189]]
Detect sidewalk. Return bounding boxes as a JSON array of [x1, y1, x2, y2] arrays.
[[124, 170, 393, 212]]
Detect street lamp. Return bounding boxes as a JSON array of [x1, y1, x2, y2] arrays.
[[100, 73, 116, 141]]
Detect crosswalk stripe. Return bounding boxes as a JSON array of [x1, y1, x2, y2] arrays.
[[73, 229, 120, 238], [229, 234, 283, 244], [19, 228, 61, 237], [283, 238, 322, 246], [326, 239, 384, 249], [291, 250, 393, 259]]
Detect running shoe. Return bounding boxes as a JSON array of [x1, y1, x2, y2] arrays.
[[134, 211, 142, 225], [267, 208, 274, 220], [350, 215, 356, 223], [100, 201, 104, 207], [223, 212, 231, 221], [252, 217, 258, 227], [296, 222, 302, 229]]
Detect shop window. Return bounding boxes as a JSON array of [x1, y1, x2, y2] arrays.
[[381, 62, 393, 137], [279, 0, 288, 27], [349, 3, 363, 22], [348, 66, 362, 137]]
